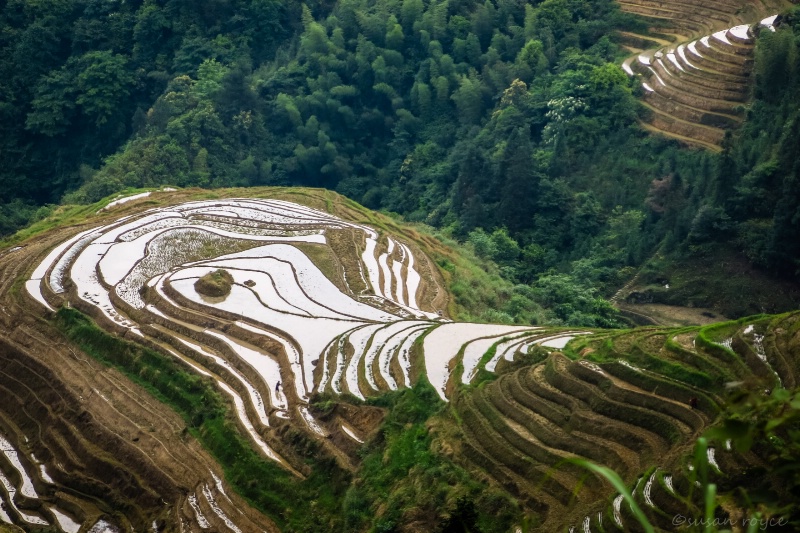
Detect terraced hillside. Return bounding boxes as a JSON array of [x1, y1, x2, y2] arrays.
[[4, 187, 799, 531], [446, 313, 800, 531], [0, 198, 299, 532], [2, 188, 589, 531], [618, 0, 790, 149], [618, 0, 787, 43]]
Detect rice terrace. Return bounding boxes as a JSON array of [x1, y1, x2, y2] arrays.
[[0, 187, 794, 532], [2, 0, 800, 529]]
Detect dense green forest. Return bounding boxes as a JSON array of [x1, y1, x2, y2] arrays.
[[2, 0, 800, 325]]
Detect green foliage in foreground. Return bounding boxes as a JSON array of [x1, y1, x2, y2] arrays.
[[577, 329, 716, 389], [576, 385, 800, 532], [706, 387, 800, 529], [570, 457, 654, 533]]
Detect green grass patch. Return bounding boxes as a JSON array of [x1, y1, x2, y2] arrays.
[[0, 203, 99, 247], [628, 345, 714, 389], [294, 242, 343, 289], [695, 317, 763, 378], [584, 331, 715, 389], [699, 315, 769, 341], [345, 378, 520, 532]]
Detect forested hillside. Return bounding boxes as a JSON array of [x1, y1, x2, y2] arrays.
[[2, 0, 800, 322]]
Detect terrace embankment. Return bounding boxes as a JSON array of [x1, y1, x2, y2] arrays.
[[618, 0, 791, 149], [445, 313, 799, 531], [0, 217, 280, 531]]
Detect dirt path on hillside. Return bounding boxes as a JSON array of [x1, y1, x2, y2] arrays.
[[618, 302, 728, 327]]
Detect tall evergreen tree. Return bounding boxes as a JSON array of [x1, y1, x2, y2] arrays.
[[499, 127, 538, 232]]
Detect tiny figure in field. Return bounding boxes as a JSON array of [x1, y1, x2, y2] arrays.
[[275, 381, 281, 392], [689, 397, 698, 409]]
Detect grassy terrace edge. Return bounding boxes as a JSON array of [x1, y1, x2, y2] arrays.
[[52, 306, 348, 531], [52, 307, 519, 532]]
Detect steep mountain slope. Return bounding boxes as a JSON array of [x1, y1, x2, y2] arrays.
[[2, 188, 797, 532], [0, 188, 582, 530]]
